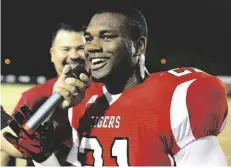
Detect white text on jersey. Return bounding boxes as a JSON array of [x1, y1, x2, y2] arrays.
[[91, 116, 121, 128]]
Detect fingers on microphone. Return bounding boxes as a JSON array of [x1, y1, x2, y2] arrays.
[[62, 65, 72, 75], [58, 65, 72, 82], [62, 100, 71, 109], [79, 73, 89, 82], [79, 73, 91, 88], [64, 82, 79, 94], [56, 86, 68, 97], [65, 78, 85, 90]]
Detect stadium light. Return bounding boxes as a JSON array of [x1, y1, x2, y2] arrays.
[[4, 58, 11, 64], [160, 58, 167, 64]]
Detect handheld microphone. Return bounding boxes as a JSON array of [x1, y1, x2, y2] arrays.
[[22, 66, 89, 134]]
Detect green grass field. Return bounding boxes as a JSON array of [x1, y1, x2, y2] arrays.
[[1, 83, 231, 166]]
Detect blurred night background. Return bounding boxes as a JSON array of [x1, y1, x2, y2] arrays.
[[1, 1, 231, 166], [1, 0, 231, 81]]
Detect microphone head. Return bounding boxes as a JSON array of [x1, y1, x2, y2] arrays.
[[67, 66, 89, 79]]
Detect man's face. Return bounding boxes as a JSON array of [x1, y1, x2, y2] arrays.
[[84, 13, 137, 82], [50, 30, 86, 75]]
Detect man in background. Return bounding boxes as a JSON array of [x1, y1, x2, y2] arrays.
[[1, 22, 86, 166]]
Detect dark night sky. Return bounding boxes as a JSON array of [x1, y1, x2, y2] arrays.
[[2, 0, 231, 79]]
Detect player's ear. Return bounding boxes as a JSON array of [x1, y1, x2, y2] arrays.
[[50, 47, 54, 63], [135, 36, 146, 56]]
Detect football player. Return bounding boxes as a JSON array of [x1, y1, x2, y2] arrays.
[[5, 6, 229, 166]]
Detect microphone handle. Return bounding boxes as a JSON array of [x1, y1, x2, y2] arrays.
[[22, 65, 89, 134], [22, 93, 63, 134]]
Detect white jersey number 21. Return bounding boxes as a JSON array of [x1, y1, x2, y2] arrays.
[[79, 137, 129, 166]]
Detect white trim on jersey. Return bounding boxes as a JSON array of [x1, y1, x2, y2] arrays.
[[174, 136, 228, 166], [32, 153, 61, 166], [68, 107, 73, 124], [102, 85, 122, 105], [170, 79, 228, 166], [167, 154, 175, 166], [170, 79, 196, 148], [66, 107, 82, 166], [220, 114, 228, 132]]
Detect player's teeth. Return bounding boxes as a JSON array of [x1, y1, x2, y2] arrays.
[[92, 59, 100, 64], [92, 58, 107, 64]]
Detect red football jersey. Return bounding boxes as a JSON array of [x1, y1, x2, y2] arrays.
[[14, 78, 57, 113], [67, 67, 228, 166]]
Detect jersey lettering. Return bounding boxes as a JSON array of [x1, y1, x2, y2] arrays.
[[168, 67, 203, 77]]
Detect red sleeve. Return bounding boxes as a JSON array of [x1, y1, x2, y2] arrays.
[[13, 78, 57, 114], [13, 91, 35, 112], [186, 76, 228, 138], [169, 75, 228, 155], [13, 90, 49, 114]]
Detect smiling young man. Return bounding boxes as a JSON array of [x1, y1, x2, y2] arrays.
[[6, 6, 229, 166]]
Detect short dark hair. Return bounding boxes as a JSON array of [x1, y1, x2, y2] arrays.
[[95, 5, 148, 41], [51, 23, 86, 46]]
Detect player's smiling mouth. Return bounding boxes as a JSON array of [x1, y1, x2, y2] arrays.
[[90, 57, 109, 71]]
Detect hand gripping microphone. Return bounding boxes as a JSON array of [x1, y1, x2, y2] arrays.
[[22, 66, 89, 134]]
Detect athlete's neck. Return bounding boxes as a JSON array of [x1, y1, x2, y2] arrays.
[[104, 68, 143, 94]]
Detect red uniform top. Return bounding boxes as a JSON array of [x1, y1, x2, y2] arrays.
[[67, 67, 228, 166], [14, 78, 57, 113]]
